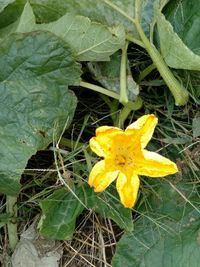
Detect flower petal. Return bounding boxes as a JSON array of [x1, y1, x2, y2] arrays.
[[89, 137, 105, 157], [96, 126, 122, 136], [116, 172, 140, 208], [137, 150, 178, 177], [89, 126, 122, 157], [125, 114, 158, 148], [89, 160, 119, 192]]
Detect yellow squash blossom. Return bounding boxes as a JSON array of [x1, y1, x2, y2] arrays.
[[88, 114, 178, 208]]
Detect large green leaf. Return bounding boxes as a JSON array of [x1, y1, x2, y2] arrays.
[[39, 186, 85, 240], [156, 1, 200, 70], [86, 184, 133, 231], [39, 182, 133, 239], [0, 2, 125, 61], [0, 31, 81, 195], [0, 0, 164, 38], [112, 178, 200, 267], [113, 210, 200, 267], [56, 0, 167, 38], [164, 0, 200, 55], [48, 0, 162, 38], [36, 13, 125, 61], [0, 0, 135, 34], [0, 31, 81, 86]]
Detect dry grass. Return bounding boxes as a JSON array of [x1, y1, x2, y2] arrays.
[[61, 211, 121, 267]]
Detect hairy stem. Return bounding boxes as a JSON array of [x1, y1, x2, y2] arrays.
[[120, 41, 129, 104], [138, 63, 156, 83], [80, 81, 120, 100], [134, 0, 188, 105], [126, 34, 145, 48], [79, 81, 143, 110]]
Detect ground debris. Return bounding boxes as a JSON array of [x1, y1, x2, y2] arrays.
[[11, 220, 63, 267]]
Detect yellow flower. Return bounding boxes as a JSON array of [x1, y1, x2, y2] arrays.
[[88, 114, 178, 208]]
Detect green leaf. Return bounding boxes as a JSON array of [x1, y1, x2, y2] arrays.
[[36, 13, 125, 61], [156, 3, 200, 70], [86, 184, 133, 231], [0, 1, 35, 39], [164, 0, 200, 55], [0, 0, 15, 13], [0, 0, 163, 38], [0, 2, 35, 39], [1, 2, 125, 61], [112, 178, 200, 267], [0, 1, 25, 29], [0, 32, 81, 86], [0, 0, 136, 34], [113, 210, 200, 267], [39, 186, 85, 240], [0, 31, 81, 195], [58, 0, 167, 38], [88, 51, 139, 100], [14, 1, 35, 33], [48, 0, 138, 36], [50, 0, 158, 38]]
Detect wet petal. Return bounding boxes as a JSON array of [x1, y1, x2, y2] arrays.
[[137, 150, 178, 177], [125, 114, 158, 148], [116, 172, 140, 208], [89, 160, 119, 192], [89, 126, 122, 157]]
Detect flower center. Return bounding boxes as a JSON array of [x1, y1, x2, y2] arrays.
[[115, 155, 126, 166]]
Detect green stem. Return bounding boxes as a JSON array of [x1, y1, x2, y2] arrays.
[[80, 81, 120, 100], [118, 106, 132, 128], [6, 195, 18, 250], [126, 34, 145, 48], [135, 0, 189, 106], [138, 63, 156, 83], [120, 41, 129, 104], [79, 81, 143, 110], [102, 0, 189, 105]]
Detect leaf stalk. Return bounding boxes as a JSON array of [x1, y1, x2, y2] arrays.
[[120, 41, 129, 104], [79, 81, 142, 110], [134, 0, 189, 105]]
